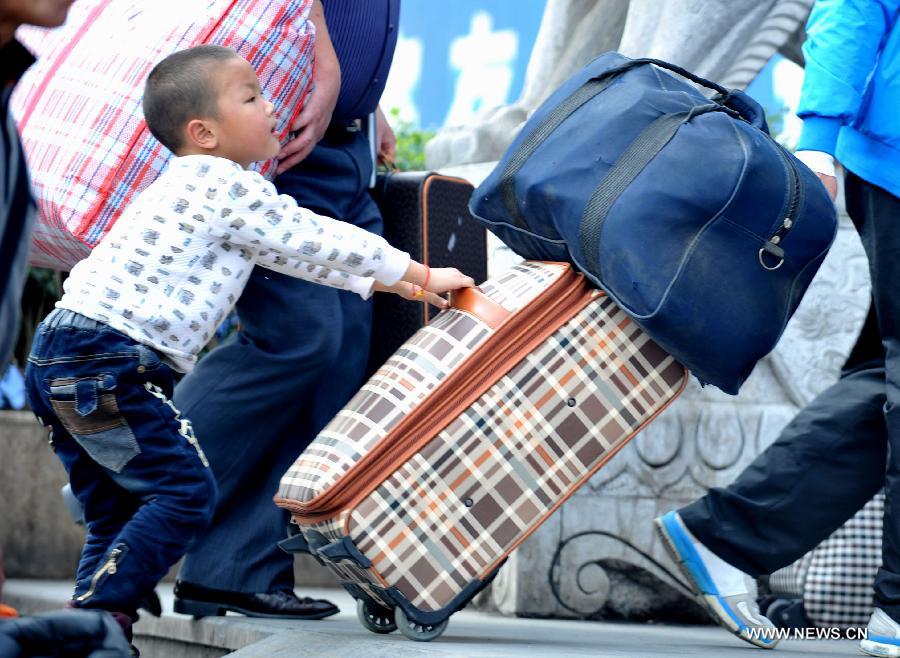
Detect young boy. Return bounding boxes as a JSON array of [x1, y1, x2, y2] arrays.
[[24, 44, 474, 642]]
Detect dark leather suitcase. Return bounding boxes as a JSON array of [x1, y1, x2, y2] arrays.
[[367, 171, 487, 374]]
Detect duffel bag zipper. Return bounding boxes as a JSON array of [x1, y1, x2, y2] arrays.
[[75, 546, 125, 603], [759, 145, 802, 271], [283, 268, 596, 522]]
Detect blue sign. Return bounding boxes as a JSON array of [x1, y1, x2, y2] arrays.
[[382, 1, 544, 130]]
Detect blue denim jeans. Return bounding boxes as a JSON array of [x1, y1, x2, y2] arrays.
[[25, 309, 217, 615]]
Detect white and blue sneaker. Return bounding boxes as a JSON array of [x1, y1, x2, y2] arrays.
[[655, 510, 779, 649], [861, 608, 900, 656]]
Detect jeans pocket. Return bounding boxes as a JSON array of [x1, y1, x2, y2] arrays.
[[49, 376, 141, 473]]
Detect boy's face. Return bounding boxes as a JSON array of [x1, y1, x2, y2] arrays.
[[207, 57, 280, 168], [0, 0, 75, 46]]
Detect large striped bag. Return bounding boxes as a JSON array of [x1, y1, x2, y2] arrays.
[[275, 261, 686, 642], [12, 0, 315, 270]]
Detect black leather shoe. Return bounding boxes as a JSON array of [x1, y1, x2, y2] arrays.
[[173, 580, 339, 620], [138, 590, 162, 617]]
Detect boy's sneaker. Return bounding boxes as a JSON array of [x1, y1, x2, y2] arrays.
[[655, 510, 779, 649], [861, 608, 900, 656]]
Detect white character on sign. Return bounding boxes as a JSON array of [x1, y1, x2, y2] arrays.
[[445, 11, 518, 127]]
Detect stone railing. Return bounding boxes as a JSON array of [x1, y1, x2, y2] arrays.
[[0, 411, 84, 580]]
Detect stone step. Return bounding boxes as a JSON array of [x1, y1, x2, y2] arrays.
[[4, 579, 359, 658], [2, 579, 857, 657]]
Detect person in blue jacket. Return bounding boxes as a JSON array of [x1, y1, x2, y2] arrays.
[[654, 1, 900, 655]]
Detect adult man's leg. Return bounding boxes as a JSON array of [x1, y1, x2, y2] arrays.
[[174, 130, 379, 618], [851, 171, 900, 657], [658, 362, 888, 647]]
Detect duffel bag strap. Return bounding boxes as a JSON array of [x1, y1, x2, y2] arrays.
[[499, 74, 625, 229], [579, 104, 726, 275], [593, 59, 767, 127]]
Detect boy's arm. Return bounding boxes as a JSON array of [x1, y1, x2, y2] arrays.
[[213, 168, 410, 286], [255, 249, 376, 299], [256, 252, 450, 308]]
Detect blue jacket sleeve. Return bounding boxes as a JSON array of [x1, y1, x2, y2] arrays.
[[797, 0, 900, 154]]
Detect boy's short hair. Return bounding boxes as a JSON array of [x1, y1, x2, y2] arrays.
[[143, 45, 240, 153]]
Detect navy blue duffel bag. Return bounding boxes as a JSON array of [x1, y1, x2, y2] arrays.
[[470, 53, 837, 394]]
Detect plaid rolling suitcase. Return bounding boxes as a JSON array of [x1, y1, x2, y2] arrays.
[[275, 261, 687, 641], [367, 171, 488, 374]]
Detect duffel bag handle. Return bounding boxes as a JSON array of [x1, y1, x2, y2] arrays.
[[449, 288, 511, 330], [580, 104, 728, 275], [596, 58, 730, 97], [599, 59, 766, 129]]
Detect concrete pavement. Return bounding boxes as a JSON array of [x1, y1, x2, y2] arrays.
[[3, 579, 865, 657]]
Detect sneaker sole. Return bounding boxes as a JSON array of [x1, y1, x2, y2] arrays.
[[861, 636, 900, 657], [654, 513, 777, 649], [173, 596, 339, 621]]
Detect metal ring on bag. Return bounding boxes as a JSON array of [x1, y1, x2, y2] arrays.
[[758, 247, 784, 271]]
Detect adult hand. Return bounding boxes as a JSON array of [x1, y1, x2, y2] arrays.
[[276, 0, 340, 175], [816, 172, 838, 201], [276, 80, 339, 174], [795, 150, 838, 202], [375, 106, 397, 167]]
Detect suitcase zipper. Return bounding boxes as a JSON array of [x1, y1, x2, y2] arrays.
[[759, 144, 802, 271], [284, 268, 595, 521]]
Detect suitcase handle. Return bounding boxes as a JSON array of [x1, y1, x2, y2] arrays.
[[449, 288, 511, 329]]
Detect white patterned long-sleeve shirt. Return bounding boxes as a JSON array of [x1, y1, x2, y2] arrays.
[[57, 155, 410, 372]]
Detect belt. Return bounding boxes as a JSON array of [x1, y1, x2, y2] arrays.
[[323, 119, 362, 144]]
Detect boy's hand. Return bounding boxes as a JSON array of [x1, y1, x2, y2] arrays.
[[423, 267, 476, 294], [373, 281, 450, 309], [373, 267, 475, 308]]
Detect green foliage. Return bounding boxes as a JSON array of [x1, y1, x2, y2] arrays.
[[765, 105, 797, 151], [387, 107, 434, 172]]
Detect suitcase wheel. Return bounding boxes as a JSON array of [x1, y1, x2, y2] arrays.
[[395, 606, 449, 642], [356, 598, 397, 634]]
